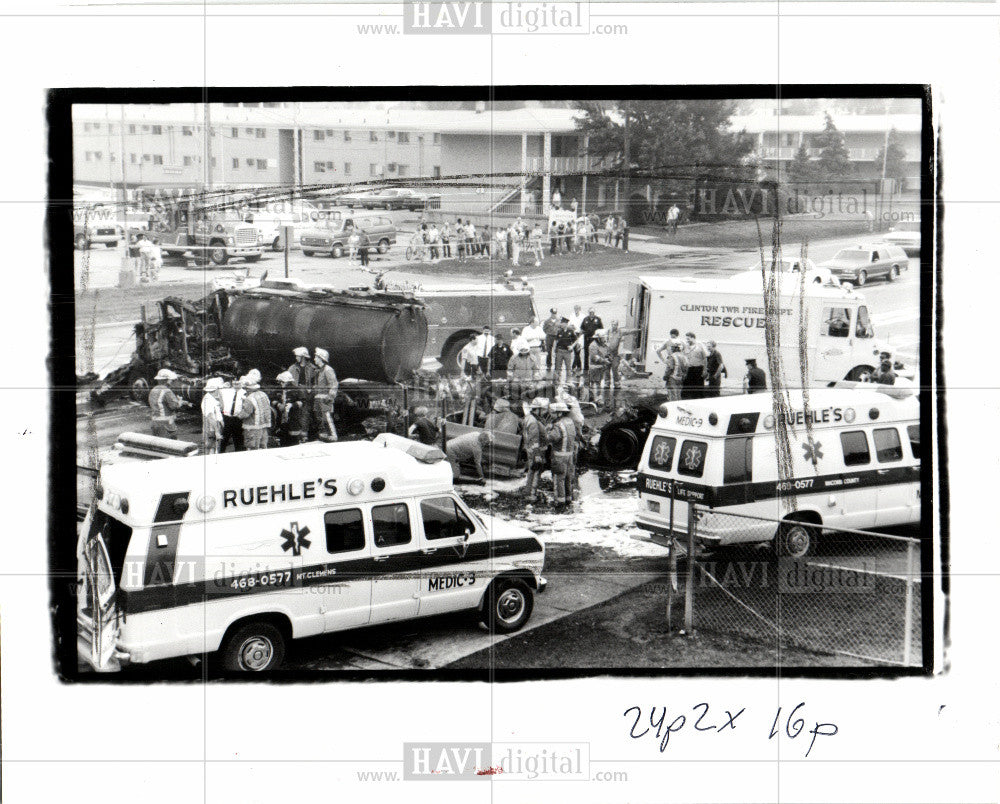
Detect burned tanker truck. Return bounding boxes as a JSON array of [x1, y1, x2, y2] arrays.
[[87, 280, 429, 437]]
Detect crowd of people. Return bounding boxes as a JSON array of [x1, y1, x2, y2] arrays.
[[147, 346, 342, 452], [406, 211, 632, 266]]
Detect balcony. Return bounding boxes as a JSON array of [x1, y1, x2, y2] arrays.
[[524, 155, 604, 174]]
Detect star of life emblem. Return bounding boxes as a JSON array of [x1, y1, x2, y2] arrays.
[[683, 444, 703, 471], [280, 522, 312, 557]]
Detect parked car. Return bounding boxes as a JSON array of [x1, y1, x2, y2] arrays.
[[74, 220, 123, 249], [736, 257, 836, 285], [341, 187, 440, 211], [298, 214, 396, 258], [882, 220, 921, 255], [820, 243, 910, 286]]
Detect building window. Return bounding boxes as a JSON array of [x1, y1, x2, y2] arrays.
[[255, 128, 266, 138], [263, 102, 280, 108], [433, 166, 441, 178], [256, 159, 268, 170], [95, 151, 103, 160], [83, 122, 92, 132], [397, 132, 410, 143], [232, 158, 239, 169], [141, 125, 150, 132], [151, 125, 162, 135], [183, 156, 194, 166], [433, 133, 440, 145], [223, 103, 240, 107], [231, 127, 238, 138], [182, 126, 193, 136], [343, 162, 352, 175], [397, 164, 408, 177], [84, 151, 93, 162], [245, 128, 254, 136], [326, 129, 334, 136], [314, 162, 326, 173], [370, 163, 379, 176], [343, 130, 352, 142], [128, 124, 136, 135], [211, 157, 217, 168], [142, 154, 151, 162], [314, 130, 325, 141], [152, 155, 163, 165], [246, 158, 255, 167], [130, 153, 137, 164], [388, 131, 396, 139], [369, 130, 378, 142]]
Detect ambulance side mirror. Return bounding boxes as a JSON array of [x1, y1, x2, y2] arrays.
[[462, 529, 471, 542]]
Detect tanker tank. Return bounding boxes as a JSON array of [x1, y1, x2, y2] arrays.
[[222, 283, 428, 384]]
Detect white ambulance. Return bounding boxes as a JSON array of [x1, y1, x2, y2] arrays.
[[625, 273, 905, 390], [77, 433, 545, 673], [634, 385, 920, 557]]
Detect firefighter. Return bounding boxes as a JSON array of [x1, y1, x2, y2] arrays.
[[239, 375, 272, 450], [547, 401, 576, 506], [200, 377, 225, 454], [148, 368, 189, 439], [522, 397, 548, 502], [446, 430, 493, 483], [288, 346, 316, 387], [273, 371, 308, 446], [313, 347, 339, 443], [407, 406, 440, 446], [483, 397, 520, 435]]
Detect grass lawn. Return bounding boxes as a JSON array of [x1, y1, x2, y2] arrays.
[[402, 244, 657, 277], [637, 217, 874, 252]]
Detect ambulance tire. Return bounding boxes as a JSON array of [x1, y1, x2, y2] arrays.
[[220, 621, 286, 672], [776, 520, 818, 559], [482, 579, 533, 634]]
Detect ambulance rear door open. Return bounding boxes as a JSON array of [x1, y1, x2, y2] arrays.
[[625, 281, 650, 363], [77, 509, 125, 671]]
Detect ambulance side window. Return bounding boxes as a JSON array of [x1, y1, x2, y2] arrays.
[[723, 436, 754, 484], [823, 307, 851, 338], [676, 440, 708, 478], [840, 430, 871, 466], [372, 503, 411, 548], [324, 508, 365, 554], [873, 428, 903, 463], [855, 305, 874, 338], [420, 497, 474, 540], [907, 424, 920, 458]]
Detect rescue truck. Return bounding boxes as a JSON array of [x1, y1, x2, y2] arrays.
[[625, 273, 905, 389], [634, 385, 920, 557], [77, 433, 545, 673]]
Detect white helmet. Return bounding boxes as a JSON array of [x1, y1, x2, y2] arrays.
[[275, 371, 295, 384], [203, 377, 224, 392], [314, 347, 330, 363], [293, 346, 310, 359], [154, 368, 178, 381], [245, 368, 262, 384]]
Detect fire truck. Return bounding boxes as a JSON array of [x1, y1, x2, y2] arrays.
[[139, 190, 264, 266]]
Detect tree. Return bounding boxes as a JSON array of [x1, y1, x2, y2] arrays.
[[786, 141, 815, 188], [573, 100, 756, 180], [876, 127, 907, 181], [812, 112, 853, 182]]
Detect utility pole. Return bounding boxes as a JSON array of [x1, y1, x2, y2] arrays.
[[204, 102, 213, 192], [880, 101, 892, 230], [119, 105, 130, 273], [622, 101, 631, 221]]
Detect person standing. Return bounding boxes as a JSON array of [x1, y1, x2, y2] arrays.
[[666, 204, 680, 236], [542, 307, 560, 371], [488, 333, 513, 379], [218, 377, 246, 452], [546, 401, 576, 507], [458, 333, 480, 378], [744, 358, 767, 394], [621, 216, 630, 252], [483, 397, 520, 435], [465, 219, 477, 256], [548, 221, 559, 256], [613, 216, 623, 249], [522, 398, 548, 502], [428, 222, 440, 260], [200, 377, 225, 454], [506, 344, 538, 401], [666, 343, 687, 402], [587, 330, 610, 407], [473, 326, 496, 376], [682, 331, 708, 399], [357, 229, 371, 268], [521, 315, 546, 371], [441, 220, 452, 258], [530, 223, 544, 265], [348, 229, 360, 260], [239, 375, 272, 450], [148, 369, 189, 439], [604, 214, 615, 245], [313, 348, 339, 442], [455, 218, 465, 260], [705, 341, 727, 398], [579, 307, 604, 373], [606, 321, 624, 392], [273, 371, 308, 446], [569, 304, 585, 375], [553, 318, 576, 385]]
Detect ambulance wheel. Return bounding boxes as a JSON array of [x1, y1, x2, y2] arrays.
[[776, 520, 817, 558], [482, 580, 533, 633], [220, 622, 286, 672]]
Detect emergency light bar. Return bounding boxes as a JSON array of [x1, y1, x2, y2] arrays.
[[115, 432, 199, 459], [372, 433, 446, 464]]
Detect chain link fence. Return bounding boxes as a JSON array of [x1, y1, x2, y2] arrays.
[[663, 506, 922, 667]]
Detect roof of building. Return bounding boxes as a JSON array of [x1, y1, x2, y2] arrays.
[[730, 111, 922, 134]]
